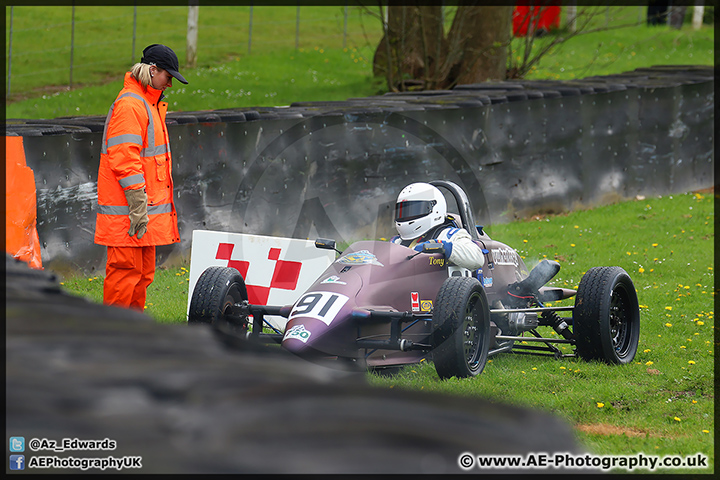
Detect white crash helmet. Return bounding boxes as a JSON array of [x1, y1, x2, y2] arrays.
[[394, 182, 447, 240]]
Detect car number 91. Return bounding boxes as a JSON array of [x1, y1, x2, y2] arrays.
[[289, 291, 350, 326]]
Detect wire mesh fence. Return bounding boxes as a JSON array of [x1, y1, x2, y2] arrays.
[[5, 5, 382, 98]]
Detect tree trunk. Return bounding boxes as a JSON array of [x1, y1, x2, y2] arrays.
[[445, 5, 513, 87], [372, 5, 445, 91], [373, 5, 512, 91]]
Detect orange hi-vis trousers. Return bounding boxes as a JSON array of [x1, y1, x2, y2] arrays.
[[103, 245, 156, 311]]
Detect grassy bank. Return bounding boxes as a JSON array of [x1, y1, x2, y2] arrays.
[[5, 6, 713, 120]]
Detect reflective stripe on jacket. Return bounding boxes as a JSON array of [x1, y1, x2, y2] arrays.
[[94, 72, 180, 247]]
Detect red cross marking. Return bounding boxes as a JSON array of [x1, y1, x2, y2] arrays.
[[215, 243, 303, 305]]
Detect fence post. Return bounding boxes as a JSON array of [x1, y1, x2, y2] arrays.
[[565, 2, 577, 32], [296, 3, 300, 50], [343, 3, 348, 49], [248, 3, 253, 54], [132, 5, 137, 64], [7, 6, 13, 96], [692, 3, 705, 30], [70, 5, 75, 89], [187, 3, 199, 68]]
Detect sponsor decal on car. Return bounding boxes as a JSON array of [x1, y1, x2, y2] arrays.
[[492, 247, 520, 267], [321, 275, 347, 285], [284, 324, 311, 343], [411, 292, 420, 311], [336, 250, 384, 267], [421, 300, 433, 312]]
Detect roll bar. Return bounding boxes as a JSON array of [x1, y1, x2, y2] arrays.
[[429, 180, 480, 241]]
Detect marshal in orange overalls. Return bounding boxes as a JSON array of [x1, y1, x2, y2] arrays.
[[94, 71, 180, 310]]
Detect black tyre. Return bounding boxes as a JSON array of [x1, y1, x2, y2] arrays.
[[188, 267, 249, 334], [431, 277, 491, 379], [573, 267, 640, 364]]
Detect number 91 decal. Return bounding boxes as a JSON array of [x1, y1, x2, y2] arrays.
[[289, 291, 349, 326]]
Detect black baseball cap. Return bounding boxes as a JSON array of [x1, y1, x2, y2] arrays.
[[141, 44, 188, 84]]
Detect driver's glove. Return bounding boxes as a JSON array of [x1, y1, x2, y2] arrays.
[[413, 240, 450, 256], [124, 188, 148, 239]]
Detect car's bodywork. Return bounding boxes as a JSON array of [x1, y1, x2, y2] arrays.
[[189, 180, 640, 379]]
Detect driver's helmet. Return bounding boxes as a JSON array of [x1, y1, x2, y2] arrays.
[[394, 182, 447, 240]]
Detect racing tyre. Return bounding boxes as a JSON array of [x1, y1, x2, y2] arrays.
[[573, 267, 640, 364], [431, 277, 491, 379], [188, 266, 249, 335]]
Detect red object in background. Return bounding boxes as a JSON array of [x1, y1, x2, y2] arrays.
[[513, 1, 561, 37]]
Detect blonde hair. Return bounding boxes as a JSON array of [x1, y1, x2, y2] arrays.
[[130, 63, 153, 88]]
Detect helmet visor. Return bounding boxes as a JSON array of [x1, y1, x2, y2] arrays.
[[395, 200, 436, 222]]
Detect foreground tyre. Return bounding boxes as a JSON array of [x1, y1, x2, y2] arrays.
[[431, 277, 491, 379], [573, 267, 640, 364], [188, 267, 249, 334]]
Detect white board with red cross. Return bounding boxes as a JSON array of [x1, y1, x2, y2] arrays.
[[187, 230, 336, 330]]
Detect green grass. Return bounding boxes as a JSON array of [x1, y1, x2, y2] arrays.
[[5, 5, 714, 120], [60, 191, 715, 473], [60, 265, 191, 325]]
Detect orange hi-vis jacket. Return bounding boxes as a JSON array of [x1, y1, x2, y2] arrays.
[[95, 72, 180, 247]]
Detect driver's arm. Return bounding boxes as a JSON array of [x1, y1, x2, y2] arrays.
[[436, 228, 485, 271]]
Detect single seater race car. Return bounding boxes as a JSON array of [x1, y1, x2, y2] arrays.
[[188, 180, 640, 379]]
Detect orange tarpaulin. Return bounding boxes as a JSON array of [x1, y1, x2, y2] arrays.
[[6, 135, 43, 269]]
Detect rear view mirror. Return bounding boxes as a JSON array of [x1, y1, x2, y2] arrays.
[[315, 238, 341, 254]]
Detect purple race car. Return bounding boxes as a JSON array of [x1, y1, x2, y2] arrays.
[[188, 180, 640, 379]]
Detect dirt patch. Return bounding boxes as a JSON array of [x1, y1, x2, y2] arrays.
[[575, 423, 663, 438]]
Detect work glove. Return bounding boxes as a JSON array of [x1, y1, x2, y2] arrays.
[[124, 188, 148, 239]]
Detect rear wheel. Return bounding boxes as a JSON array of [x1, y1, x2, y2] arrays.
[[188, 267, 249, 335], [573, 267, 640, 364], [431, 277, 491, 379]]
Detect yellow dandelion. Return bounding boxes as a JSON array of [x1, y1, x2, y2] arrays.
[[665, 306, 673, 311], [697, 321, 704, 326], [596, 402, 604, 408], [673, 417, 681, 422], [665, 323, 672, 327], [688, 360, 695, 365], [645, 361, 654, 366], [643, 349, 651, 353], [639, 267, 645, 273]]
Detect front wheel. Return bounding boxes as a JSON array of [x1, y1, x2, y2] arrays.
[[431, 277, 491, 379], [573, 267, 640, 364], [188, 266, 249, 335]]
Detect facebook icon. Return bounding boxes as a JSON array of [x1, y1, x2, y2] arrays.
[[10, 454, 25, 470]]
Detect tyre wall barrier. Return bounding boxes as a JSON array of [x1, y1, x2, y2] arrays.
[[5, 65, 714, 275]]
